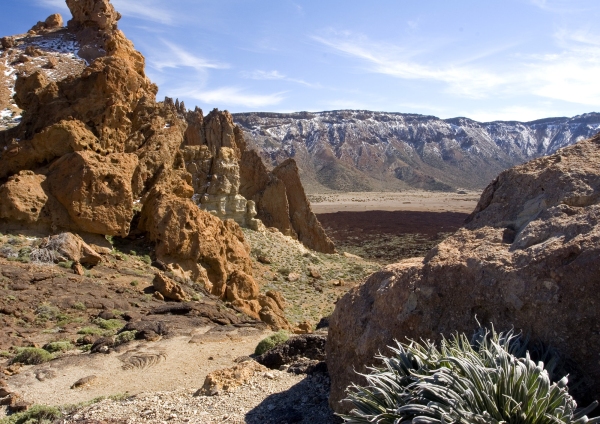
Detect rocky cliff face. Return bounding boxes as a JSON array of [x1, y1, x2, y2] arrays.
[[234, 111, 600, 192], [0, 0, 334, 329], [184, 108, 335, 253], [327, 133, 600, 412]]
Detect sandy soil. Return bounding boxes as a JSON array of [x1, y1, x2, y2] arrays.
[[308, 190, 481, 214], [2, 328, 269, 412]]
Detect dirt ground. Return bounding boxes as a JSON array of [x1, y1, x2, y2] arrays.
[[318, 210, 469, 264], [308, 190, 480, 214]]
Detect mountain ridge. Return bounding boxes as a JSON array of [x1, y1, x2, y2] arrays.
[[233, 110, 600, 193]]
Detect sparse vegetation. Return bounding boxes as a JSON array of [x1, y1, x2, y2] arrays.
[[92, 317, 124, 331], [255, 330, 289, 355], [0, 404, 62, 424], [11, 347, 54, 365], [115, 330, 137, 345], [43, 341, 73, 353], [342, 327, 600, 424]]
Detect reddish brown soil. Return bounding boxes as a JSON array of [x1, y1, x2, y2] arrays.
[[317, 210, 469, 264]]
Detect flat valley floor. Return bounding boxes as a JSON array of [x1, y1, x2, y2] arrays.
[[311, 190, 479, 264]]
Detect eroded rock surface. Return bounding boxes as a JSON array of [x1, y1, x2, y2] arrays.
[[327, 134, 600, 412]]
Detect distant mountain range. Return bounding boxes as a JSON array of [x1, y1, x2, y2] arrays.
[[233, 111, 600, 193]]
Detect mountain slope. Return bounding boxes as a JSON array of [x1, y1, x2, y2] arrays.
[[233, 110, 600, 193]]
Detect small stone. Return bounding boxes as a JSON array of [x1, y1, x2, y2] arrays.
[[72, 262, 85, 275], [287, 273, 300, 282], [71, 375, 98, 389]]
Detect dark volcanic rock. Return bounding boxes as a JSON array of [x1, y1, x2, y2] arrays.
[[256, 334, 326, 370]]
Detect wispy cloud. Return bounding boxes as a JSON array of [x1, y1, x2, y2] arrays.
[[177, 86, 286, 108], [149, 40, 229, 73], [312, 28, 600, 106], [241, 70, 319, 87], [112, 0, 175, 25], [312, 30, 507, 99]]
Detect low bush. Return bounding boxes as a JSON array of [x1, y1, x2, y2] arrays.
[[342, 327, 600, 424], [255, 330, 289, 356], [92, 318, 124, 331], [115, 330, 137, 345], [0, 404, 62, 424], [43, 341, 73, 353], [11, 347, 53, 365]]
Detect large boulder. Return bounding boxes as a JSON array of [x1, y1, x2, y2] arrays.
[[46, 151, 138, 236], [327, 134, 600, 413]]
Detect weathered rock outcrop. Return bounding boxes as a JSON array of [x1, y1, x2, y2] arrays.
[[183, 108, 335, 252], [327, 134, 600, 412]]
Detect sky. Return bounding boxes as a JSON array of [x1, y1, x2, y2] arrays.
[[2, 0, 600, 122]]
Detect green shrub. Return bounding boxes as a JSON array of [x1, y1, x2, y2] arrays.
[[255, 330, 289, 356], [58, 260, 74, 269], [43, 341, 72, 353], [141, 255, 152, 264], [71, 302, 86, 311], [35, 304, 61, 321], [92, 317, 124, 331], [77, 326, 103, 336], [115, 330, 137, 345], [0, 404, 62, 424], [342, 327, 600, 423], [11, 348, 53, 365]]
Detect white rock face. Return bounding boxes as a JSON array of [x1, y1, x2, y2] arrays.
[[233, 111, 600, 192]]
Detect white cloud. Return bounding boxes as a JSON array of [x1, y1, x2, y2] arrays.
[[465, 105, 567, 123], [312, 31, 508, 99], [312, 28, 600, 106], [149, 40, 229, 73], [112, 0, 175, 25], [178, 87, 286, 108], [241, 70, 319, 87]]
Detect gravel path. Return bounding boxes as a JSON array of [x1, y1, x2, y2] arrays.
[[60, 370, 342, 424]]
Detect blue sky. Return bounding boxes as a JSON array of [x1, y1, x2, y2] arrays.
[[2, 0, 600, 121]]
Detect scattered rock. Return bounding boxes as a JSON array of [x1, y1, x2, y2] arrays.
[[39, 232, 102, 266], [71, 375, 98, 389], [256, 334, 326, 370], [257, 255, 271, 264], [72, 261, 84, 275], [307, 267, 322, 279], [287, 273, 300, 282], [196, 361, 267, 396], [90, 336, 115, 354], [152, 272, 189, 302], [293, 321, 313, 334]]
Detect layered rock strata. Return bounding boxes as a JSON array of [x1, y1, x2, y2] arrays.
[[327, 134, 600, 412]]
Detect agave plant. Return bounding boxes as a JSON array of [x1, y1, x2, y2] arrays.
[[342, 327, 600, 424]]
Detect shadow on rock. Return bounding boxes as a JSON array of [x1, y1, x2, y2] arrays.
[[245, 373, 342, 424]]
